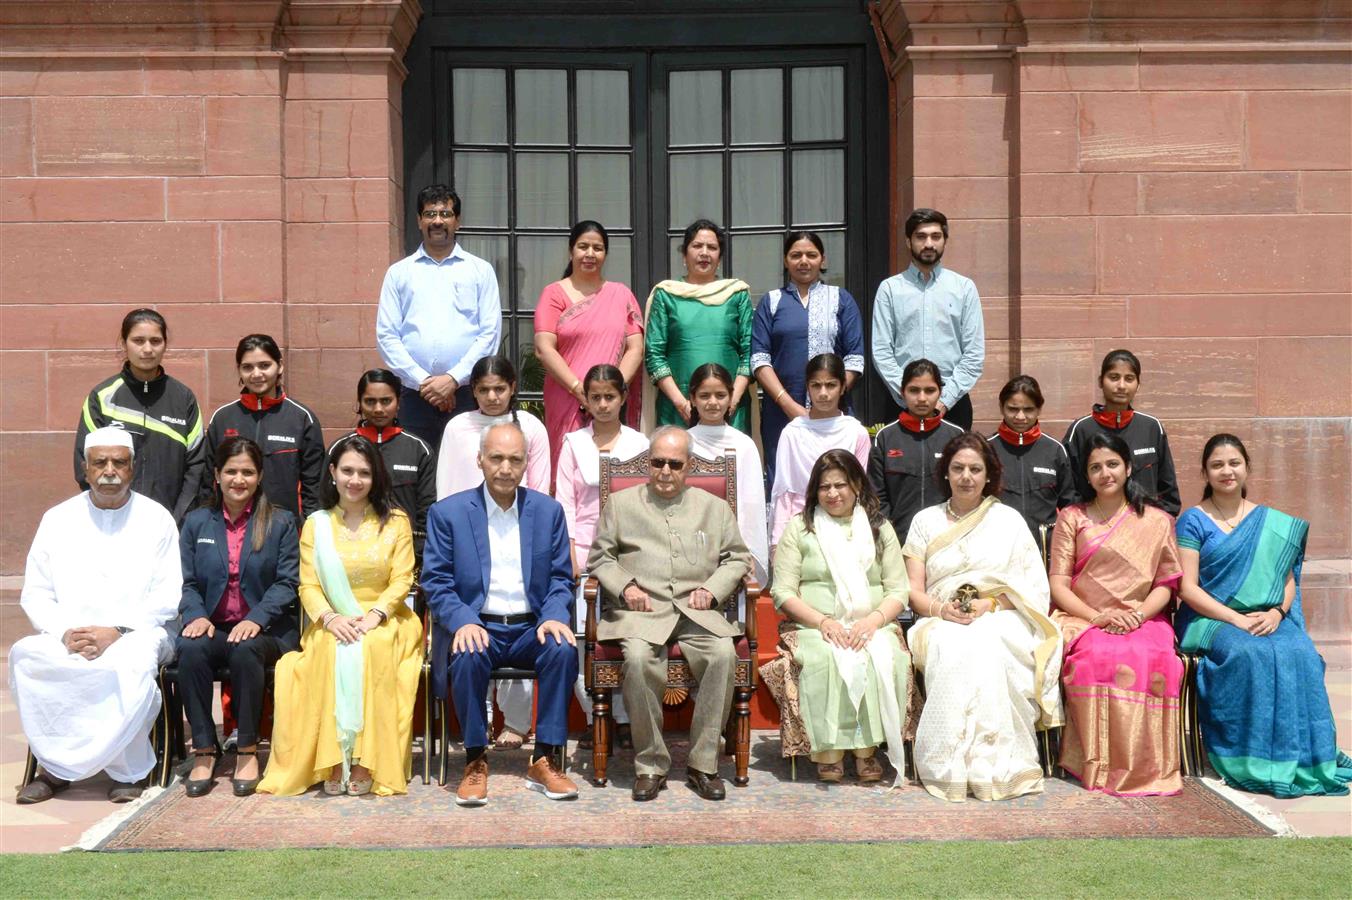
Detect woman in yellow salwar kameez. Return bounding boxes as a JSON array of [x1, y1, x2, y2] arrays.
[[258, 435, 423, 797]]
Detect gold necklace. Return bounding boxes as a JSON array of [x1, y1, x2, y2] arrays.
[[1092, 499, 1125, 523], [1209, 499, 1244, 529]]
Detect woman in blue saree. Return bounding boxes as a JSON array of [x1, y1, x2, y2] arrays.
[[1176, 434, 1350, 798]]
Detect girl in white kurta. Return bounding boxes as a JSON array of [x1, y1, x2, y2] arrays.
[[770, 353, 870, 549], [12, 464, 181, 787], [902, 434, 1063, 803], [554, 364, 648, 730], [686, 363, 770, 587], [433, 355, 548, 748]]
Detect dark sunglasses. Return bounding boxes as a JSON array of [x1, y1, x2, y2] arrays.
[[650, 457, 686, 471]]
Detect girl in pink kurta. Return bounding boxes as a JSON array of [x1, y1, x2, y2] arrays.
[[533, 221, 645, 479]]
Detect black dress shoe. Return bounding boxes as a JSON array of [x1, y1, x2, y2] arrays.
[[231, 749, 262, 797], [184, 750, 219, 797], [686, 768, 726, 801], [631, 773, 667, 801]]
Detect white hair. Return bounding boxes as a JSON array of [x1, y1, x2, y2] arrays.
[[649, 425, 691, 454], [479, 420, 525, 452]]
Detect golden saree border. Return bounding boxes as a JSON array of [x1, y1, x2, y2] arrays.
[[922, 495, 998, 559], [921, 767, 1045, 803], [1060, 684, 1182, 796]]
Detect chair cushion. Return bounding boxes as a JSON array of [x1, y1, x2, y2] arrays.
[[593, 635, 750, 662]]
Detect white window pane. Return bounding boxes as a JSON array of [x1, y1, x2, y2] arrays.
[[577, 70, 629, 147], [731, 69, 782, 145], [669, 152, 723, 230], [602, 235, 632, 290], [515, 153, 569, 228], [792, 149, 844, 224], [515, 70, 567, 145], [818, 230, 847, 287], [454, 152, 508, 228], [669, 71, 722, 146], [453, 69, 506, 144], [733, 233, 785, 301], [577, 153, 631, 229], [456, 233, 509, 307], [792, 66, 844, 142], [731, 151, 783, 227], [516, 234, 569, 311]]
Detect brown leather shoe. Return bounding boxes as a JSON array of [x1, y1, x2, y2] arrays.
[[108, 780, 146, 803], [526, 755, 578, 800], [855, 754, 884, 783], [685, 768, 726, 801], [454, 757, 489, 807], [15, 770, 70, 805], [631, 773, 667, 801]]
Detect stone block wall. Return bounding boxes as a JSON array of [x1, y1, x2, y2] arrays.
[[0, 0, 419, 572], [878, 0, 1352, 569]]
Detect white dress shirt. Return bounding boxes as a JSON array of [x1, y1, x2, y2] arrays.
[[481, 484, 530, 617]]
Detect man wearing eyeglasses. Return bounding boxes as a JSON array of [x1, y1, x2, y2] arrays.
[[376, 184, 502, 454], [587, 426, 751, 802]]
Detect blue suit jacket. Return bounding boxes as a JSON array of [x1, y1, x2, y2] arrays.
[[421, 486, 574, 698], [178, 505, 300, 646]]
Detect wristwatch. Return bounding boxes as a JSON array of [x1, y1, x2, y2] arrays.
[[114, 626, 132, 635]]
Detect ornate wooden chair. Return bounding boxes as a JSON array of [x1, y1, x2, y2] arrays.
[[581, 449, 761, 787]]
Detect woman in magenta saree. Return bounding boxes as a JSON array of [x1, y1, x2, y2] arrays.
[[1049, 433, 1183, 796], [533, 220, 644, 476], [1176, 434, 1350, 798]]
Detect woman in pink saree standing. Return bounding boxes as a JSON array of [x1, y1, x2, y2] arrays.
[[533, 220, 645, 478], [1049, 431, 1183, 797]]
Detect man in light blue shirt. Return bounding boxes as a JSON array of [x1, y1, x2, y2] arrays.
[[870, 208, 985, 430], [377, 184, 502, 453]]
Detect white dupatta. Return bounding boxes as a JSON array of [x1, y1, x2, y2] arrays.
[[812, 504, 907, 785]]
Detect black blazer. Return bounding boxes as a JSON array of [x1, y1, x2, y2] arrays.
[[179, 505, 300, 646]]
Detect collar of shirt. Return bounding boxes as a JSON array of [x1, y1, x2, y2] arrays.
[[223, 502, 254, 529], [785, 280, 824, 306], [905, 262, 944, 286], [482, 483, 519, 520], [414, 242, 466, 267]]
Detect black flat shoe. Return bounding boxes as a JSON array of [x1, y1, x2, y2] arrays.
[[686, 768, 726, 801], [184, 749, 218, 798], [631, 773, 667, 801], [231, 749, 262, 797], [615, 724, 634, 751]]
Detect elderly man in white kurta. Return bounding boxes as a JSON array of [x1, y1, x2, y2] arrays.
[[11, 427, 181, 804]]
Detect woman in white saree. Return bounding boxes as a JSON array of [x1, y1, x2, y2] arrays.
[[903, 432, 1063, 802]]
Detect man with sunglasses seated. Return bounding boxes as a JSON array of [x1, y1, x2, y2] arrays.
[[587, 426, 751, 802]]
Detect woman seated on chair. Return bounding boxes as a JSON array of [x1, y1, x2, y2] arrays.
[[1049, 432, 1183, 797], [258, 435, 423, 797], [770, 449, 910, 784], [1176, 434, 1351, 797], [903, 433, 1063, 802], [177, 437, 299, 797]]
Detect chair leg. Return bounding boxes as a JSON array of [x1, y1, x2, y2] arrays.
[[903, 739, 917, 782], [1179, 655, 1199, 778], [732, 686, 751, 787], [420, 669, 432, 786], [789, 754, 796, 782], [437, 696, 451, 787], [592, 688, 611, 787], [21, 746, 38, 790]]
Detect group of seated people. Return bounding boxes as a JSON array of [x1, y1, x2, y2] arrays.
[[11, 305, 1349, 811]]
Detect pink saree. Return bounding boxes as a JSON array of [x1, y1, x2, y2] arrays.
[[534, 280, 644, 475], [1050, 504, 1184, 796]]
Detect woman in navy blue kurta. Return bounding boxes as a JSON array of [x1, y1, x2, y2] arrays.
[[752, 231, 865, 484]]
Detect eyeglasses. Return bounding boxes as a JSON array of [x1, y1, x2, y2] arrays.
[[650, 457, 686, 471], [420, 209, 457, 220]]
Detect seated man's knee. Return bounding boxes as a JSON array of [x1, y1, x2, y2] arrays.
[[710, 636, 736, 666], [537, 636, 576, 669], [175, 635, 212, 665], [226, 637, 266, 667]]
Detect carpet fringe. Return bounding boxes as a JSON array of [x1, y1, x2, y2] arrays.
[[1196, 777, 1297, 838], [63, 785, 167, 852]]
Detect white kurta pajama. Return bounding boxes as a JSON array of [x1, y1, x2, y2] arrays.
[[10, 492, 180, 783]]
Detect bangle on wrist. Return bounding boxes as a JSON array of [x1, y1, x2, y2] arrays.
[[774, 388, 787, 403]]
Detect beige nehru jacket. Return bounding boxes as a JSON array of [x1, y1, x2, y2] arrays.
[[587, 484, 750, 645]]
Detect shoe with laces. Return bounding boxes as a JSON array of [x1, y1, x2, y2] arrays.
[[455, 757, 489, 807], [526, 755, 578, 800]]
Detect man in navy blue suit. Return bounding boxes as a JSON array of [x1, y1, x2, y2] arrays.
[[422, 422, 579, 806]]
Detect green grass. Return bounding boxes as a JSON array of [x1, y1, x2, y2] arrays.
[[2, 839, 1349, 898]]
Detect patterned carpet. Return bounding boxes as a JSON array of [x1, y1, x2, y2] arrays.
[[96, 733, 1271, 851]]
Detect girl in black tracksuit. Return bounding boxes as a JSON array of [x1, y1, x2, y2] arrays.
[[331, 369, 436, 565], [1063, 349, 1180, 516], [986, 375, 1075, 559], [201, 334, 325, 519], [74, 309, 205, 523], [869, 358, 966, 545]]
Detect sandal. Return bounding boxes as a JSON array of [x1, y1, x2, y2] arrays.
[[855, 754, 884, 784], [347, 766, 373, 796], [493, 728, 527, 751], [817, 761, 845, 783], [322, 766, 345, 796], [231, 749, 262, 797], [184, 749, 219, 798]]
